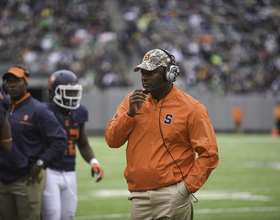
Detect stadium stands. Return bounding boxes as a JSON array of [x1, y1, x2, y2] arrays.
[[0, 0, 279, 96]]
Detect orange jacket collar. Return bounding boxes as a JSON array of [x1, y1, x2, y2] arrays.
[[10, 92, 31, 105]]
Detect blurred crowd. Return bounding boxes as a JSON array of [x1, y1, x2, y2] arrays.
[[1, 0, 280, 96], [119, 0, 280, 97], [0, 0, 131, 90]]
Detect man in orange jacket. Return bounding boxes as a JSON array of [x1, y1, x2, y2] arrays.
[[231, 104, 244, 133], [105, 49, 219, 220]]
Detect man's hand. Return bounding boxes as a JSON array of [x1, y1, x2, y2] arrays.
[[92, 163, 104, 182], [22, 163, 41, 186], [126, 89, 147, 117]]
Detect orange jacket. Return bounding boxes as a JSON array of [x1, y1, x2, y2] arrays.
[[231, 106, 243, 123], [274, 105, 280, 121], [105, 85, 219, 194]]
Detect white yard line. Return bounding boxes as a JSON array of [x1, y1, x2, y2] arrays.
[[78, 190, 270, 202], [74, 213, 130, 220], [195, 191, 270, 201], [195, 206, 280, 214]]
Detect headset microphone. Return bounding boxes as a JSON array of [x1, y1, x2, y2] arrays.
[[143, 80, 175, 94]]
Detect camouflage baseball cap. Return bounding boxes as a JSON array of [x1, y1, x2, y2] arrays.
[[134, 49, 171, 72]]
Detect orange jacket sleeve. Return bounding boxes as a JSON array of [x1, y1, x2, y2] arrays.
[[106, 95, 134, 148], [185, 104, 219, 193]]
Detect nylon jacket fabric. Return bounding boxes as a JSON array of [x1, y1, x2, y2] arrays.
[[0, 93, 67, 184], [106, 85, 219, 194]]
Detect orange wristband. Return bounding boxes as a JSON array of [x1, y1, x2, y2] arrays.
[[0, 137, 12, 142]]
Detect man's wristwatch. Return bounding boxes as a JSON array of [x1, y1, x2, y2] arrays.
[[37, 159, 46, 169]]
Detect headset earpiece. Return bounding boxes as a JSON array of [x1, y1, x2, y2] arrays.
[[1, 81, 7, 94], [14, 65, 30, 77], [160, 49, 180, 82]]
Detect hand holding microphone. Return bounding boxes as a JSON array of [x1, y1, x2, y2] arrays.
[[126, 89, 147, 117]]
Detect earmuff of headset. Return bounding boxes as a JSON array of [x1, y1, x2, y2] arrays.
[[14, 65, 30, 77], [160, 49, 180, 82], [1, 82, 7, 94]]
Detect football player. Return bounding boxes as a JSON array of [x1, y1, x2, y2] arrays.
[[41, 70, 104, 220]]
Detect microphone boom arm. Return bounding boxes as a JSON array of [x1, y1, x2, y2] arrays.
[[143, 80, 175, 94]]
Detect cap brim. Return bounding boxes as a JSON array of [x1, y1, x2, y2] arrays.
[[133, 62, 159, 72], [2, 67, 28, 82], [133, 66, 141, 72], [3, 72, 21, 79]]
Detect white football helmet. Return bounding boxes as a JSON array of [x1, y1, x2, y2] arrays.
[[48, 70, 82, 110]]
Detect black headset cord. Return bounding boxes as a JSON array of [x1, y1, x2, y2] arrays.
[[158, 87, 198, 203]]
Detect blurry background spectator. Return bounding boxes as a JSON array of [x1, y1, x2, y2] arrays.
[[0, 0, 280, 97], [272, 100, 280, 137], [231, 103, 244, 133]]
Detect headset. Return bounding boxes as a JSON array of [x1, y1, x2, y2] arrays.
[[160, 49, 180, 82], [14, 65, 30, 77]]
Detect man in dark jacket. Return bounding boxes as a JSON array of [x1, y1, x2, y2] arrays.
[[0, 66, 67, 220]]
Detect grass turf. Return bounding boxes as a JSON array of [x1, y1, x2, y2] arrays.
[[74, 133, 280, 220]]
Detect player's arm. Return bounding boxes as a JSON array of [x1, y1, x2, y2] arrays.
[[0, 114, 12, 153], [77, 123, 104, 182]]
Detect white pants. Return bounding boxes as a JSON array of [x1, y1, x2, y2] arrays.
[[41, 168, 77, 220]]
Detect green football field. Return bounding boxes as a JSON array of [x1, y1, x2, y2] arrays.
[[74, 133, 280, 220]]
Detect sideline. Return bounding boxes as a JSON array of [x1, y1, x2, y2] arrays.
[[74, 207, 280, 219]]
